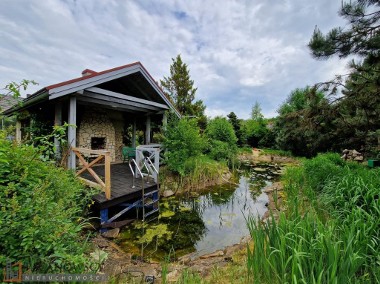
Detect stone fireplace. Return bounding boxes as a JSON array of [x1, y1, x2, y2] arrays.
[[91, 137, 106, 150], [77, 107, 123, 162]]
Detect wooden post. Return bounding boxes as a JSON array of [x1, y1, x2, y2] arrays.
[[132, 118, 136, 148], [100, 209, 108, 233], [15, 120, 21, 143], [162, 112, 167, 131], [104, 152, 111, 200], [67, 95, 77, 169], [54, 102, 62, 160], [145, 115, 151, 144]]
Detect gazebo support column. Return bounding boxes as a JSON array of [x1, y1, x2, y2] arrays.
[[145, 115, 151, 144], [67, 95, 77, 169], [132, 118, 136, 148], [54, 102, 62, 160], [15, 121, 21, 143], [162, 112, 167, 131]]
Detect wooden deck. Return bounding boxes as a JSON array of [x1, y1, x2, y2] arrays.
[[80, 163, 158, 209]]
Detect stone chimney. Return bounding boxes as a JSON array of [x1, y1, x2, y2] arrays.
[[81, 69, 97, 77]]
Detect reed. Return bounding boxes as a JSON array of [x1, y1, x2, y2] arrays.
[[246, 153, 380, 283]]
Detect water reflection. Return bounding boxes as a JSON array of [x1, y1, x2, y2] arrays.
[[119, 164, 278, 259]]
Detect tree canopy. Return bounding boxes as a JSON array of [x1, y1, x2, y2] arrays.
[[307, 0, 380, 155], [309, 1, 380, 59], [160, 55, 206, 119]]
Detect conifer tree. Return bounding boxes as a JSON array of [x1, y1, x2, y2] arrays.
[[160, 55, 206, 119]]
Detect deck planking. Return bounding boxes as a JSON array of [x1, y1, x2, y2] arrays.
[[80, 163, 158, 209]]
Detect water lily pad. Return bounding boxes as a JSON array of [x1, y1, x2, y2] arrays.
[[179, 206, 191, 212], [160, 210, 175, 218]]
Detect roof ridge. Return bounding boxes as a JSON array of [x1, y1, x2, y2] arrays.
[[46, 62, 141, 90]]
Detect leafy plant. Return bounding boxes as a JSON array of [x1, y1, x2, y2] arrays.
[[163, 118, 205, 175], [0, 136, 97, 274], [31, 123, 72, 162]]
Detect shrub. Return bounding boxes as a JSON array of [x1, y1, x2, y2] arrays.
[[0, 134, 96, 273], [208, 140, 231, 161], [163, 118, 205, 175], [205, 117, 237, 148]]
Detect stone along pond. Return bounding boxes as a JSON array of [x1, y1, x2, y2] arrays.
[[117, 163, 282, 260]]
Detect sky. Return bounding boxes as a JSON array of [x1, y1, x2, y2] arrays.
[[0, 0, 350, 118]]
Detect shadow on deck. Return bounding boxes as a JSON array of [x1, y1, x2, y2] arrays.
[[80, 163, 158, 209]]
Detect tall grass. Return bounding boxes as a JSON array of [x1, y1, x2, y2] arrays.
[[161, 155, 229, 192], [246, 153, 380, 283]]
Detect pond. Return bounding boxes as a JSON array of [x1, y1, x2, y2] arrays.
[[117, 163, 281, 260]]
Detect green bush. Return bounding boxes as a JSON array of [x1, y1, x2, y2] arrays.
[[0, 135, 96, 273], [163, 118, 205, 175], [208, 140, 231, 161], [205, 117, 237, 148]]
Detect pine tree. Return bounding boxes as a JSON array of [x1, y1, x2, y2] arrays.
[[160, 55, 205, 118], [308, 0, 380, 153], [308, 1, 380, 59], [251, 101, 264, 121]]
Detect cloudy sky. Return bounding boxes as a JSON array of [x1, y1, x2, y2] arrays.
[[0, 0, 349, 118]]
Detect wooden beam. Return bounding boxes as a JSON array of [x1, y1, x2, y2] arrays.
[[76, 100, 139, 114], [67, 95, 77, 169], [77, 96, 148, 113], [76, 154, 105, 176], [86, 87, 169, 109], [85, 87, 169, 109], [162, 112, 167, 131], [104, 153, 111, 200], [146, 115, 151, 144], [15, 120, 21, 143], [54, 102, 62, 160], [78, 177, 102, 190], [132, 118, 136, 148], [74, 150, 106, 188], [73, 147, 110, 155], [49, 65, 141, 100], [81, 91, 162, 111]]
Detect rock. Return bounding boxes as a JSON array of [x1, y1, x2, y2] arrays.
[[341, 154, 347, 160], [354, 155, 364, 161], [178, 255, 191, 265], [102, 228, 120, 239], [240, 235, 251, 243], [352, 150, 361, 156], [223, 244, 242, 257], [253, 167, 267, 172], [162, 190, 175, 198], [199, 250, 224, 259], [264, 187, 274, 193], [166, 269, 180, 282], [343, 149, 349, 154]]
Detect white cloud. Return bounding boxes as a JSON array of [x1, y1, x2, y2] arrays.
[[0, 0, 350, 119]]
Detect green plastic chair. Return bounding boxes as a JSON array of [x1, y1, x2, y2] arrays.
[[122, 146, 136, 163]]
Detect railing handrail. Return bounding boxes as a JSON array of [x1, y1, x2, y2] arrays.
[[129, 158, 145, 190], [145, 157, 158, 174]]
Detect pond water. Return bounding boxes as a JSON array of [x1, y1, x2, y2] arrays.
[[118, 164, 281, 260]]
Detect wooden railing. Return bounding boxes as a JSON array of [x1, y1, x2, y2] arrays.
[[72, 147, 111, 200]]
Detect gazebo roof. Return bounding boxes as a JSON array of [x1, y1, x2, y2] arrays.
[[4, 62, 180, 117]]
